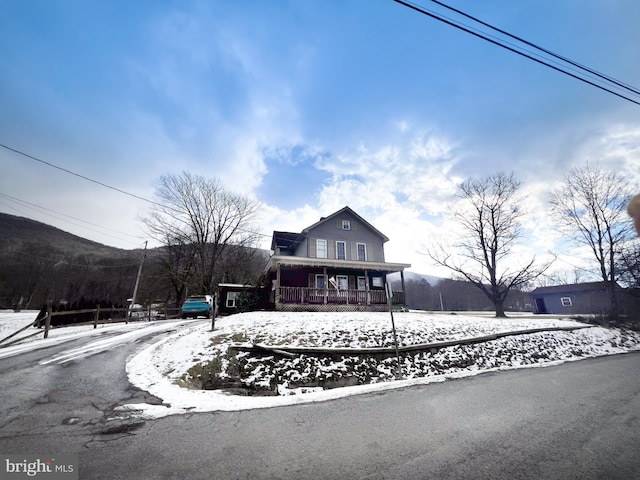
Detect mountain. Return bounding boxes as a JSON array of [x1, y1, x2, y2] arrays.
[[0, 213, 134, 259], [0, 213, 269, 310], [0, 213, 145, 310], [388, 270, 446, 286], [402, 270, 446, 285]]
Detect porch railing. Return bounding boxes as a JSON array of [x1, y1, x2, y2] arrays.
[[278, 286, 405, 305]]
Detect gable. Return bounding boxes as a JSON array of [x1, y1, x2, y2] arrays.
[[302, 206, 389, 242]]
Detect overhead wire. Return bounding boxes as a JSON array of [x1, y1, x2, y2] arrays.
[[426, 0, 640, 98], [0, 142, 172, 211], [0, 143, 273, 241], [392, 0, 640, 107], [0, 192, 146, 247]]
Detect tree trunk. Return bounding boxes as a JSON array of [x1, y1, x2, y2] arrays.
[[607, 280, 620, 321], [495, 300, 507, 317]]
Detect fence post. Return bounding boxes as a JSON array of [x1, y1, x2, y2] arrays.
[[44, 305, 52, 339], [94, 305, 100, 329]]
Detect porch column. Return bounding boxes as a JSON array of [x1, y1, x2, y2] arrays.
[[365, 269, 370, 305], [323, 266, 328, 304], [400, 270, 406, 306], [275, 263, 281, 306]]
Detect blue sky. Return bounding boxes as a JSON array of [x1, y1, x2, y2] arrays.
[[2, 0, 640, 278]]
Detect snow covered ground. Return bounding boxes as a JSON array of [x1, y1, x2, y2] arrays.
[[2, 310, 640, 420], [0, 311, 199, 361]]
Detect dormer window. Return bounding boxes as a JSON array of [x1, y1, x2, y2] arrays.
[[342, 220, 351, 230]]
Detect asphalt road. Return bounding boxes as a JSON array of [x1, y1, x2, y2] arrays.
[[0, 327, 639, 480]]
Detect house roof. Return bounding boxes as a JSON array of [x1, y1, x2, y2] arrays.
[[267, 255, 410, 272], [302, 206, 390, 242], [530, 281, 615, 295], [270, 231, 304, 251]]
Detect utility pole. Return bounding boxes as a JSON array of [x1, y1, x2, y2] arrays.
[[129, 241, 148, 319], [385, 281, 402, 379]]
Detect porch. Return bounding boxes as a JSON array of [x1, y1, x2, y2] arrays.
[[278, 286, 405, 306], [266, 255, 411, 312]]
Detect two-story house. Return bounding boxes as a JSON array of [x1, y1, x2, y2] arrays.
[[266, 206, 411, 311]]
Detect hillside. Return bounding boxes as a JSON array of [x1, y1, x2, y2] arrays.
[[0, 212, 132, 259], [0, 213, 145, 310], [0, 213, 269, 310]]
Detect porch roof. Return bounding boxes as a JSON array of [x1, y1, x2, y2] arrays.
[[266, 254, 411, 273]]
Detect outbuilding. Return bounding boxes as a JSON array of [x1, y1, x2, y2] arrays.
[[217, 283, 269, 315], [530, 282, 616, 315]]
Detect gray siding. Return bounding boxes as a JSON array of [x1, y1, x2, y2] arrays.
[[303, 211, 385, 262], [531, 290, 610, 315], [294, 237, 308, 257]]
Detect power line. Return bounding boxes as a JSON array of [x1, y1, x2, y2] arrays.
[[392, 0, 640, 107], [1, 143, 273, 240], [0, 192, 145, 246], [426, 0, 640, 98], [0, 143, 170, 210]]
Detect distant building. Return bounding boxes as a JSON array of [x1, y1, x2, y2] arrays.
[[217, 283, 268, 316], [530, 282, 640, 316]]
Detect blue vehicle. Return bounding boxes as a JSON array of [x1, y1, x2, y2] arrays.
[[181, 295, 213, 318]]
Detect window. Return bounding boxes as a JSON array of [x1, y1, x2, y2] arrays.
[[315, 274, 326, 289], [337, 275, 348, 291], [226, 291, 239, 308], [372, 276, 383, 287], [316, 239, 327, 258], [336, 241, 346, 260], [342, 220, 351, 230], [357, 243, 367, 261], [357, 276, 367, 290], [560, 297, 572, 307]]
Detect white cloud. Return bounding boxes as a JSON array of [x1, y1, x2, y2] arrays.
[[315, 130, 461, 215], [253, 130, 461, 275]]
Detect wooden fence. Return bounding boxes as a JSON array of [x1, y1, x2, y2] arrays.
[[0, 305, 181, 347]]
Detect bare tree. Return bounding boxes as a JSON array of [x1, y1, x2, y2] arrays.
[[549, 162, 635, 319], [142, 172, 261, 300], [428, 172, 552, 317], [538, 267, 587, 287], [617, 243, 640, 288], [155, 234, 198, 307]]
